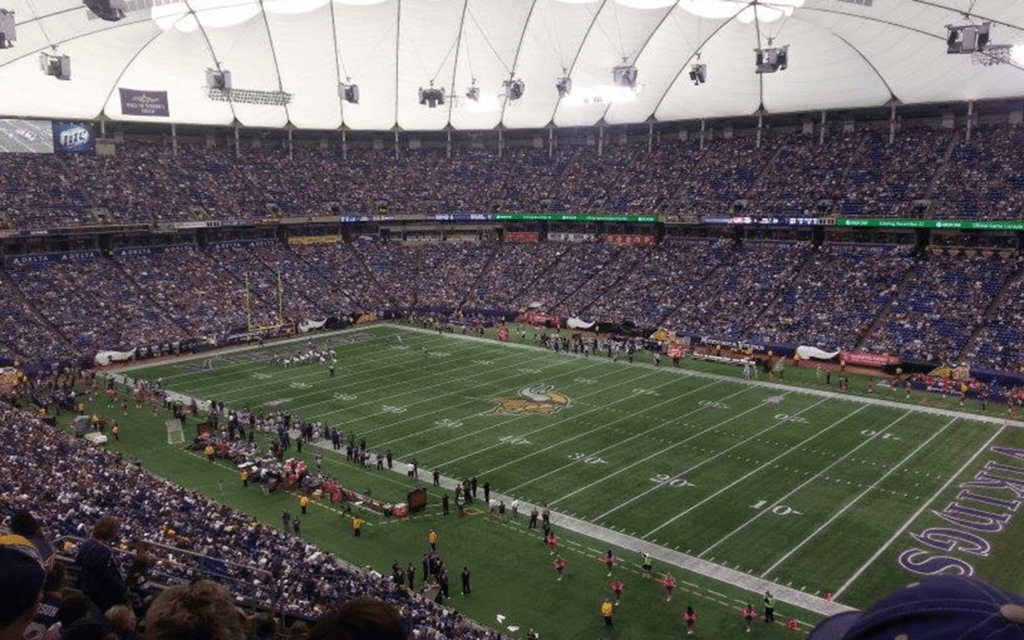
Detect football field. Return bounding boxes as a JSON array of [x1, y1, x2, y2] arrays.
[[118, 323, 1024, 638]]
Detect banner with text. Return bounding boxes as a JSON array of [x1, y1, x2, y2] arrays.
[[604, 234, 655, 246], [547, 232, 595, 243], [119, 88, 170, 117], [288, 235, 342, 246], [5, 250, 100, 266], [504, 231, 540, 243], [840, 351, 900, 367]]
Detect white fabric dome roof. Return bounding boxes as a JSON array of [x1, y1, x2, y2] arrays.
[[0, 0, 1022, 130]]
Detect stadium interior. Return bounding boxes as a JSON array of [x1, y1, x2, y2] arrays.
[[2, 0, 1024, 638]]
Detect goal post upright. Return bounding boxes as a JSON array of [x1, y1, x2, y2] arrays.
[[245, 273, 253, 333]]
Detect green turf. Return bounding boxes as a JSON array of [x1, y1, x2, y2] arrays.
[[78, 323, 1024, 640]]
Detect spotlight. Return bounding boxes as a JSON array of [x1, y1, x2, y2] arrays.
[[418, 84, 445, 108], [83, 0, 127, 22], [339, 82, 359, 104], [40, 52, 71, 80], [503, 78, 524, 101], [689, 63, 706, 85], [755, 45, 788, 74], [612, 64, 637, 89], [206, 68, 231, 90], [947, 22, 991, 54], [0, 9, 15, 49], [556, 76, 572, 97]]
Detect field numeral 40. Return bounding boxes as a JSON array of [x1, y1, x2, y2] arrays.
[[500, 435, 532, 446], [750, 500, 803, 516]]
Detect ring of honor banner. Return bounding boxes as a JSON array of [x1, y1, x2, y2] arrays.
[[52, 122, 95, 154], [119, 89, 170, 117]]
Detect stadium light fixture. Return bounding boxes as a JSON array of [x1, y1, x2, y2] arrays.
[[755, 45, 788, 74], [612, 63, 638, 89], [556, 75, 572, 97], [689, 53, 706, 85], [40, 52, 71, 80], [503, 78, 524, 101], [339, 81, 359, 104], [83, 0, 127, 22], [689, 63, 706, 85], [419, 81, 445, 108], [0, 9, 15, 48], [947, 22, 990, 54]]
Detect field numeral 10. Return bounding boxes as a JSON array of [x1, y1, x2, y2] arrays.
[[750, 500, 803, 516]]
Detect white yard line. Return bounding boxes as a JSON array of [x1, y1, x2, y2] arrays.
[[209, 337, 494, 400], [832, 424, 1007, 599], [545, 386, 778, 505], [759, 416, 958, 579], [293, 348, 568, 421], [196, 339, 505, 403], [469, 375, 726, 477], [331, 359, 614, 440], [600, 396, 830, 527], [388, 323, 1024, 431], [425, 370, 675, 466], [697, 408, 911, 556], [118, 327, 393, 381]]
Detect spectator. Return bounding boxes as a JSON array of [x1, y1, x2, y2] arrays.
[[142, 580, 244, 640], [75, 516, 127, 614], [0, 534, 47, 640]]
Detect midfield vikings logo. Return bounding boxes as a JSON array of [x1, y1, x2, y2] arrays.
[[490, 385, 570, 416]]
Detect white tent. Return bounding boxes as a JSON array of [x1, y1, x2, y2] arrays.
[[0, 0, 1022, 130]]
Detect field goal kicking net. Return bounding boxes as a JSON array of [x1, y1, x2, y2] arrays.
[[166, 419, 185, 445]]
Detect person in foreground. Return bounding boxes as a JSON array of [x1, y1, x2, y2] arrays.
[[807, 576, 1024, 640]]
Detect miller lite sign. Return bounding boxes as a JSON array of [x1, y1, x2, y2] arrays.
[[51, 121, 96, 154]]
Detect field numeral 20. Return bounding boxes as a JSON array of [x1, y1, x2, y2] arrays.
[[750, 500, 803, 516], [650, 473, 694, 488]]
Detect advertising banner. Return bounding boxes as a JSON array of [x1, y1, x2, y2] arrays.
[[52, 121, 95, 154], [604, 234, 655, 246], [505, 231, 540, 243], [5, 250, 100, 266], [840, 351, 900, 367], [288, 235, 343, 246], [119, 88, 170, 117]]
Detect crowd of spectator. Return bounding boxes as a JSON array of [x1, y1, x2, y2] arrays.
[[860, 251, 1016, 362], [582, 236, 730, 328], [661, 240, 812, 340], [746, 132, 862, 218], [959, 263, 1024, 373], [748, 243, 917, 351], [289, 240, 392, 314], [8, 257, 184, 355], [1, 233, 1022, 375], [463, 242, 562, 315], [0, 275, 68, 363], [0, 400, 503, 640], [3, 123, 1024, 228], [931, 124, 1024, 220]]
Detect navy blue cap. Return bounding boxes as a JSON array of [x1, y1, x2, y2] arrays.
[[809, 577, 1024, 640]]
